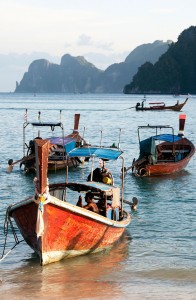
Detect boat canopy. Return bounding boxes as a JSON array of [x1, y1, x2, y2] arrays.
[[49, 137, 76, 148], [28, 122, 63, 127], [139, 134, 182, 161], [152, 134, 182, 142], [139, 137, 156, 161], [23, 121, 64, 132], [67, 147, 123, 160]]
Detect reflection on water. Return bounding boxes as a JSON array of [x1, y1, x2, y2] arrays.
[[1, 235, 130, 299]]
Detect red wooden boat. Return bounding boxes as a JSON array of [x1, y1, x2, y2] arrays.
[[135, 98, 188, 111], [128, 114, 195, 177], [7, 112, 88, 173], [8, 140, 131, 265]]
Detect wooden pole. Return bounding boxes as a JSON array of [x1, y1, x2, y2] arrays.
[[35, 139, 50, 194]]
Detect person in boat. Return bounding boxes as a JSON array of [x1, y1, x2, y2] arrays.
[[136, 99, 145, 109], [87, 159, 113, 184], [27, 136, 43, 156], [96, 196, 107, 216], [76, 192, 99, 213]]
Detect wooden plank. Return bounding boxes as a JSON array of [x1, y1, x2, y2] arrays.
[[35, 139, 50, 194]]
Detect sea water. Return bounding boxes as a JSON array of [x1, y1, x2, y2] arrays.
[[0, 93, 195, 299]]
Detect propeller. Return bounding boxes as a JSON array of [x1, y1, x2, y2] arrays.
[[124, 197, 139, 211], [131, 197, 139, 211]]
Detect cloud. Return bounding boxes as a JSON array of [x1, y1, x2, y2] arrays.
[[77, 34, 93, 46], [64, 42, 72, 49], [149, 8, 174, 14], [76, 34, 114, 52], [95, 42, 113, 51]]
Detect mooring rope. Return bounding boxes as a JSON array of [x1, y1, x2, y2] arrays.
[[0, 205, 24, 262]]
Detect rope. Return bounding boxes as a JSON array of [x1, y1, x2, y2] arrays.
[[0, 205, 24, 262], [118, 106, 136, 111]]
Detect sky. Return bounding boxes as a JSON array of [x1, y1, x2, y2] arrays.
[[0, 0, 196, 92]]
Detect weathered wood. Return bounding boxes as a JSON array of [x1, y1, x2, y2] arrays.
[[35, 139, 50, 194]]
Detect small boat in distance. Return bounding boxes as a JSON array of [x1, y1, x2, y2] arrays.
[[7, 111, 88, 173], [135, 97, 188, 111], [7, 140, 133, 265], [126, 114, 195, 177]]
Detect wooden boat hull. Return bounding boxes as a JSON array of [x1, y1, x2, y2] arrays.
[[133, 138, 195, 177], [9, 196, 131, 265], [135, 155, 192, 176], [48, 158, 80, 171], [136, 98, 188, 111], [22, 157, 80, 173]]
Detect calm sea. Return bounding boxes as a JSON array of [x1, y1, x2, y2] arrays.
[[0, 93, 195, 300]]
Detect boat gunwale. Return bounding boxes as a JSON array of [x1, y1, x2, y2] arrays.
[[8, 195, 131, 228]]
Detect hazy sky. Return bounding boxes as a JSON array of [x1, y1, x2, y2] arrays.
[[0, 0, 196, 91]]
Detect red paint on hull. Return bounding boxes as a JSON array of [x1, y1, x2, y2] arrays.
[[134, 138, 195, 177], [145, 156, 192, 176], [43, 203, 125, 251], [10, 198, 130, 265]]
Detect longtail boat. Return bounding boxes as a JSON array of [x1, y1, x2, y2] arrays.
[[135, 98, 188, 111], [7, 111, 88, 173], [7, 140, 132, 265], [126, 114, 195, 177]]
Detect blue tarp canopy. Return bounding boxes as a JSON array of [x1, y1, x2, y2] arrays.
[[139, 134, 182, 161], [67, 147, 123, 160], [139, 137, 156, 160], [152, 134, 181, 142]]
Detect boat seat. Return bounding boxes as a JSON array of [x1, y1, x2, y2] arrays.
[[161, 149, 189, 153], [158, 160, 175, 162], [48, 155, 65, 160]]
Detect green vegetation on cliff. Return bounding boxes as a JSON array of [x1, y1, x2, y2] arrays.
[[124, 26, 196, 94]]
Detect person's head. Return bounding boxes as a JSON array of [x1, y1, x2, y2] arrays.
[[99, 159, 104, 168], [85, 192, 94, 203]]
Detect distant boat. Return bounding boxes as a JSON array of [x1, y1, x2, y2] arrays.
[[135, 98, 188, 111], [7, 140, 132, 265], [126, 114, 195, 177]]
